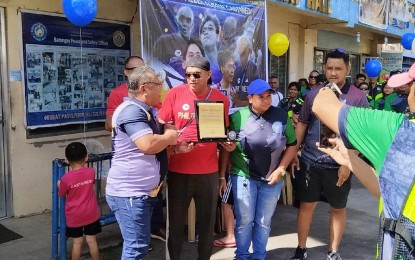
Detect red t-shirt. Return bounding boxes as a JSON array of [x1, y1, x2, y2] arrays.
[[106, 83, 162, 115], [58, 168, 100, 227], [158, 84, 229, 174], [106, 83, 128, 116]]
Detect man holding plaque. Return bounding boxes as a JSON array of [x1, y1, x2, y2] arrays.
[[158, 56, 232, 260]]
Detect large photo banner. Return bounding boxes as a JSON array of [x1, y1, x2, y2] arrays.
[[22, 12, 130, 129], [389, 0, 409, 29], [141, 0, 267, 104], [359, 0, 388, 29]]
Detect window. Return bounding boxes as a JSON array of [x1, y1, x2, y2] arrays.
[[269, 51, 289, 96]]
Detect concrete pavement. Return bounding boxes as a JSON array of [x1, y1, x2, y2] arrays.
[[0, 178, 378, 259]]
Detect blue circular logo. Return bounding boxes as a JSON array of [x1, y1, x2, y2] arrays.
[[31, 22, 47, 42]]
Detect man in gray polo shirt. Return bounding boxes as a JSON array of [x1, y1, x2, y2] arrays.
[[106, 65, 177, 259]]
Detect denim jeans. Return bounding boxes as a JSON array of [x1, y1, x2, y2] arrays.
[[106, 195, 157, 260], [231, 175, 282, 260]]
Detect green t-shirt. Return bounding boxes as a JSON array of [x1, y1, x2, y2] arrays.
[[338, 106, 404, 175]]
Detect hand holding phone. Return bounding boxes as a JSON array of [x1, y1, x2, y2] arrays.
[[319, 83, 342, 147], [319, 122, 336, 148]]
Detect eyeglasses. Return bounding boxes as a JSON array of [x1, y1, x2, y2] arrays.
[[225, 64, 236, 70], [144, 81, 162, 87], [185, 72, 202, 79], [125, 67, 137, 71], [309, 76, 318, 79]]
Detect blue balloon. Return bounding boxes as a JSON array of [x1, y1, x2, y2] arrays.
[[401, 33, 415, 50], [63, 0, 97, 27], [365, 60, 382, 78]]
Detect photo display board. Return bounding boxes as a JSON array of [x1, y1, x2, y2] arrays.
[[22, 12, 130, 129]]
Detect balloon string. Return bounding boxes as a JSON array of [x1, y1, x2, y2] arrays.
[[80, 26, 86, 143]]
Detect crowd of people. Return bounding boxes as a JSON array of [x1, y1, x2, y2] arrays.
[[56, 46, 415, 260]]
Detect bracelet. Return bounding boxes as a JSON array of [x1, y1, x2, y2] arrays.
[[408, 112, 415, 120], [219, 177, 225, 180]]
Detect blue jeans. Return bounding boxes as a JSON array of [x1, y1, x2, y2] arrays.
[[231, 175, 282, 260], [106, 195, 157, 260]]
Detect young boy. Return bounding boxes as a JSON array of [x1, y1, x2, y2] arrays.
[[58, 142, 101, 260]]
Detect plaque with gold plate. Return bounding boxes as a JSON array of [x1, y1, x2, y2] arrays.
[[194, 101, 237, 142]]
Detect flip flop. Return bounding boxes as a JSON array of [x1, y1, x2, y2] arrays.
[[213, 238, 236, 248]]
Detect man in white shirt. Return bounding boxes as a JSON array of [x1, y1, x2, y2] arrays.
[[269, 75, 284, 107]]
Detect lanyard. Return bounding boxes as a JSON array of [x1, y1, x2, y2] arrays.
[[178, 87, 213, 137]]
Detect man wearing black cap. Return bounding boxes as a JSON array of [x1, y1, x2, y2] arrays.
[[158, 56, 233, 260]]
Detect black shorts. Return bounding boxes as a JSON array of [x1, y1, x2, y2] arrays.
[[296, 160, 352, 209], [221, 174, 234, 206], [66, 219, 102, 238]]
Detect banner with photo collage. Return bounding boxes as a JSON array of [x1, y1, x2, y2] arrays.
[[22, 12, 130, 129], [140, 0, 267, 108]]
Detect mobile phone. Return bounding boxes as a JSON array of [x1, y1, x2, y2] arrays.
[[325, 82, 342, 99], [318, 83, 342, 148], [319, 122, 336, 148]]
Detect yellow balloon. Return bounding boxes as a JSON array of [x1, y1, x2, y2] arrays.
[[268, 33, 289, 57]]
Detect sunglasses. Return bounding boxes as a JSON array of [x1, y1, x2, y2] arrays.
[[185, 72, 202, 79], [125, 67, 137, 71], [309, 76, 318, 79], [328, 48, 347, 54]]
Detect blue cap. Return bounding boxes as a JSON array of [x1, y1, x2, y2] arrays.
[[247, 79, 273, 95]]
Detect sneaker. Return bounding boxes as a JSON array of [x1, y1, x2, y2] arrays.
[[151, 228, 166, 242], [327, 251, 342, 260], [291, 246, 307, 260], [148, 244, 153, 251]]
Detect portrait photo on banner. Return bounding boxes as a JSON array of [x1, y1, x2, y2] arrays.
[[140, 0, 266, 104]]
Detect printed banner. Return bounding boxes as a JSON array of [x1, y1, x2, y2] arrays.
[[389, 0, 409, 29], [359, 0, 388, 29], [21, 12, 130, 129], [140, 0, 267, 108], [381, 51, 403, 72], [408, 0, 415, 24]]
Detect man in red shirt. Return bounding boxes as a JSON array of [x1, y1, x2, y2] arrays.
[[158, 56, 234, 260], [105, 56, 145, 131]]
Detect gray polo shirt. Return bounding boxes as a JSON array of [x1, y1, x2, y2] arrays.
[[106, 97, 161, 197]]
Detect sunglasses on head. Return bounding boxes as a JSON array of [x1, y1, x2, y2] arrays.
[[329, 48, 347, 54], [327, 48, 349, 58], [185, 72, 202, 79]]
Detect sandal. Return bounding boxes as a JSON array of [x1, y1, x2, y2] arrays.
[[213, 238, 236, 248]]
